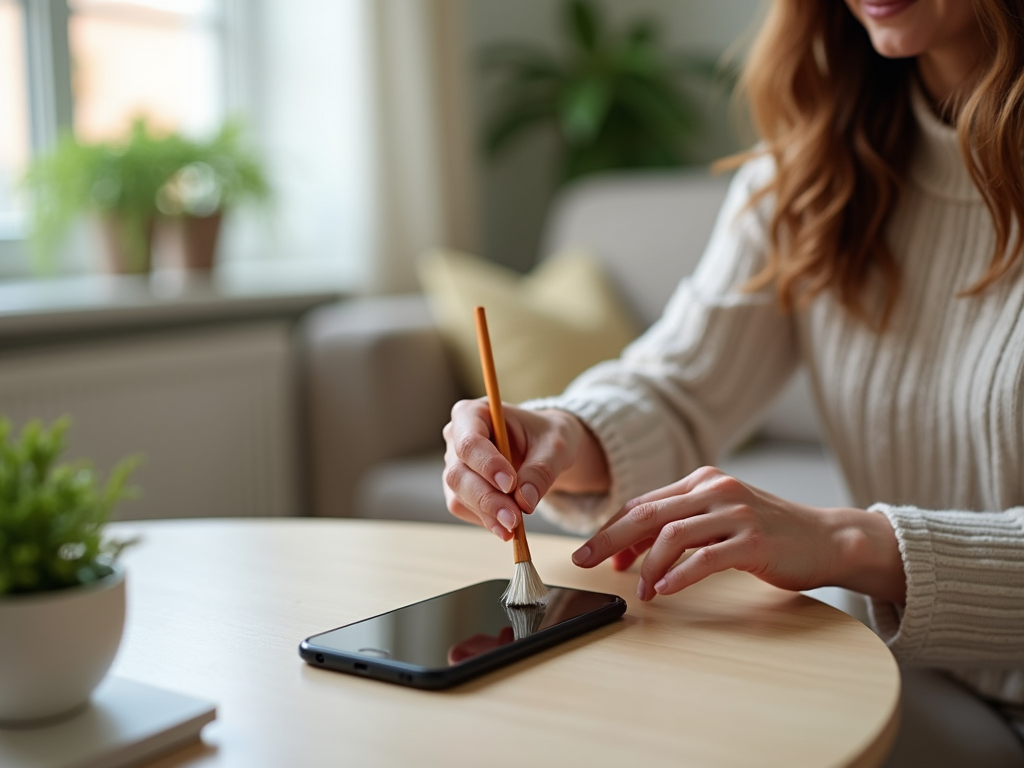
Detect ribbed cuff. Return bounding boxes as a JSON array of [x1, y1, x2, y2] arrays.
[[522, 389, 678, 535], [866, 503, 937, 662]]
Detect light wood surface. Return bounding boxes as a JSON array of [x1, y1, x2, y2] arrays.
[[109, 518, 900, 768]]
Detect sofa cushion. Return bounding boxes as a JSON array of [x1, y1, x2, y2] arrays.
[[353, 437, 852, 538], [540, 171, 734, 327], [418, 248, 641, 403]]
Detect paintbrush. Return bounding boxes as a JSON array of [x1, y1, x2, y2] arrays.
[[473, 306, 550, 607]]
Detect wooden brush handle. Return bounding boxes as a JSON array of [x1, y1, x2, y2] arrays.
[[473, 306, 532, 564]]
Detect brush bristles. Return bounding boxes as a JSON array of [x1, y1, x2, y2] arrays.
[[506, 604, 547, 640], [501, 560, 550, 607]]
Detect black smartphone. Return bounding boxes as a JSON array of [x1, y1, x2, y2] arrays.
[[299, 579, 626, 690]]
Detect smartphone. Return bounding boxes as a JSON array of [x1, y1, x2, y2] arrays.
[[299, 579, 626, 689]]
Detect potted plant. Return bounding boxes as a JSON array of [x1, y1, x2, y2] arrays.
[[154, 120, 272, 272], [0, 418, 138, 725], [23, 120, 269, 275], [481, 0, 738, 183]]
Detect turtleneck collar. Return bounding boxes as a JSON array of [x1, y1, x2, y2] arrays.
[[908, 80, 982, 203]]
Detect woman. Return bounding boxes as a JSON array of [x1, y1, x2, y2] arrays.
[[443, 1, 1024, 763]]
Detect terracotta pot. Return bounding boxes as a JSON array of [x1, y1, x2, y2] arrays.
[[0, 564, 126, 726], [97, 215, 154, 274], [154, 212, 224, 272]]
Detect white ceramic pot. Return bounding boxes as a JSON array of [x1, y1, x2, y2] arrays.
[[0, 564, 126, 725]]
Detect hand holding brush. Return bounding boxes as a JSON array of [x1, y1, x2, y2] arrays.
[[473, 306, 550, 607]]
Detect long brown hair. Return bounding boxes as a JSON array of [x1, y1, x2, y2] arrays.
[[722, 0, 1024, 327]]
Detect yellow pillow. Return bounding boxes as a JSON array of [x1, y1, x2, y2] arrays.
[[418, 248, 641, 403]]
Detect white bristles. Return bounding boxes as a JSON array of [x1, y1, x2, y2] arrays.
[[506, 604, 546, 640], [501, 560, 550, 607]]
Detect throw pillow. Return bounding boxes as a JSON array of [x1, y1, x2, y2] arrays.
[[417, 248, 641, 403]]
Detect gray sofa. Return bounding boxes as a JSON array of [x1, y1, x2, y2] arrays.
[[302, 169, 852, 536]]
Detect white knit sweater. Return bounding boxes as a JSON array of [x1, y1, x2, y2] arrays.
[[528, 85, 1024, 707]]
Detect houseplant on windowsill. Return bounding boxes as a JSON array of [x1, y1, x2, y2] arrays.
[[153, 120, 271, 273], [24, 120, 172, 274], [0, 418, 138, 725], [23, 119, 270, 275]]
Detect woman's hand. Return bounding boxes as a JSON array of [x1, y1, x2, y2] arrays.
[[442, 399, 609, 540], [570, 466, 906, 604]]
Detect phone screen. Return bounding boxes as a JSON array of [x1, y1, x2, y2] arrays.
[[301, 580, 623, 679]]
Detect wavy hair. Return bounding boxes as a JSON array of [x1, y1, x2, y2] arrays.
[[720, 0, 1024, 328]]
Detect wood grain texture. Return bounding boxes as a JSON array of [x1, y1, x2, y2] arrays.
[[109, 519, 900, 768]]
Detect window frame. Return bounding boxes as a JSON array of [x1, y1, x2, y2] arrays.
[[1, 0, 234, 278], [0, 0, 71, 238]]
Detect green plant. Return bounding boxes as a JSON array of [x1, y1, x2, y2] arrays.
[[482, 0, 736, 183], [0, 418, 139, 596], [156, 120, 271, 218], [23, 119, 270, 273]]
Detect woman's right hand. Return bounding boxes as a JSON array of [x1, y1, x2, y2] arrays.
[[442, 399, 604, 540]]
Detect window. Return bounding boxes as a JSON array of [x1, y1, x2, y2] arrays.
[[0, 0, 225, 273], [1, 0, 371, 284], [0, 0, 31, 237], [68, 0, 222, 142]]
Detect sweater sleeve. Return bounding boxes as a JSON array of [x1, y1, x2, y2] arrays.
[[523, 157, 799, 535], [868, 504, 1024, 678]]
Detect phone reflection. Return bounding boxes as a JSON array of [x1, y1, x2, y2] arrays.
[[446, 625, 515, 664], [447, 589, 583, 665], [308, 581, 620, 672], [507, 604, 547, 640]]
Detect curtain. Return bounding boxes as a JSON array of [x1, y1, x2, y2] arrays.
[[225, 0, 477, 293], [365, 0, 478, 293]]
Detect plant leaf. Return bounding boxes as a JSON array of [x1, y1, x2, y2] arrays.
[[559, 77, 612, 143], [0, 417, 140, 595], [566, 0, 601, 53]]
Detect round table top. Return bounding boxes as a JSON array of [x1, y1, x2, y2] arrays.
[[110, 518, 900, 768]]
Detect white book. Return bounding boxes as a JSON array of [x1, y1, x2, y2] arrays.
[[0, 677, 217, 768]]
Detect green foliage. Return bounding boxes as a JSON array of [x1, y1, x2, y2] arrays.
[[481, 0, 737, 183], [0, 418, 139, 596], [22, 119, 270, 273]]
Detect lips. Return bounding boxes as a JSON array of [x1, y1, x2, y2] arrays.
[[861, 0, 920, 20]]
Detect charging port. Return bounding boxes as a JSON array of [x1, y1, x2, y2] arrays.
[[354, 662, 369, 672]]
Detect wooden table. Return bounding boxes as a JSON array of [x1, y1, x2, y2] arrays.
[[110, 518, 900, 768]]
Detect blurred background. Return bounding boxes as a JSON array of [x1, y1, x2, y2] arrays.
[[0, 0, 761, 287], [0, 0, 809, 526]]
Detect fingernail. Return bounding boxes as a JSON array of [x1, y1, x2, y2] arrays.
[[497, 508, 518, 531], [654, 579, 668, 594], [490, 525, 506, 538], [572, 545, 591, 566], [636, 578, 647, 601], [520, 483, 539, 511], [495, 471, 514, 494]]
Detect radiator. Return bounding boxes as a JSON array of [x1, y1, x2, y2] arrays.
[[0, 321, 300, 520]]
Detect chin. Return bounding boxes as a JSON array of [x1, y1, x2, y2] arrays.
[[864, 28, 928, 59]]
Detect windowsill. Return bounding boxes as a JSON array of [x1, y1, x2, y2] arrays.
[[0, 259, 359, 348]]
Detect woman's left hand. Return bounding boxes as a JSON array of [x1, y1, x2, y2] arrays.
[[570, 466, 904, 602]]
